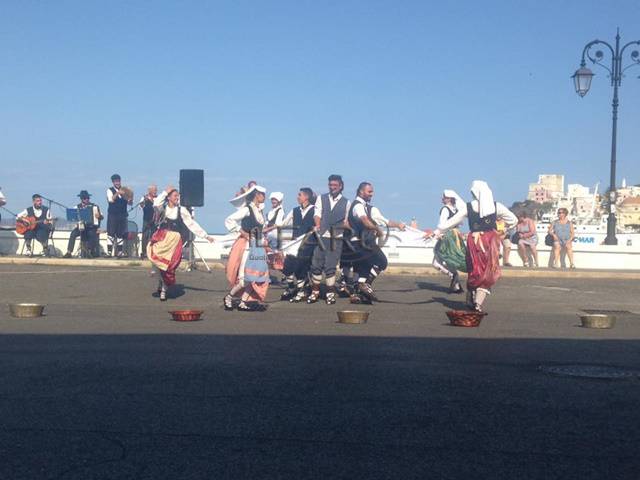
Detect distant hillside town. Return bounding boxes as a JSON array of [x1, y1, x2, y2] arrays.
[[511, 174, 640, 230]]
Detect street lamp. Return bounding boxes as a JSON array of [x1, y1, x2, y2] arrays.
[[573, 28, 640, 245]]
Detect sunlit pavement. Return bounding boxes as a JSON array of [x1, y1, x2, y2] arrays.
[[1, 264, 639, 479]]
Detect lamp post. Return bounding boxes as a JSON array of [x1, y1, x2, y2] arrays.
[[573, 29, 640, 245]]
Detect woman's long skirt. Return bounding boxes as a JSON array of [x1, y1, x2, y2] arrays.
[[147, 229, 183, 286], [226, 236, 270, 302], [434, 229, 467, 273], [466, 230, 501, 291]]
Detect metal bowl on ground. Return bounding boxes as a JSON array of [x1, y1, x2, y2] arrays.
[[446, 310, 487, 327], [9, 303, 46, 318], [580, 314, 615, 329], [169, 310, 204, 322], [337, 310, 369, 324]]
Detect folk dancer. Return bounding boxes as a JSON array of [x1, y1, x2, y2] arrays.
[[308, 174, 350, 305], [344, 182, 405, 304], [431, 190, 467, 294], [63, 190, 103, 258], [139, 185, 158, 259], [17, 194, 53, 256], [224, 185, 271, 311], [106, 174, 132, 257], [427, 180, 517, 312], [279, 188, 316, 302], [148, 186, 214, 301], [264, 191, 285, 250]]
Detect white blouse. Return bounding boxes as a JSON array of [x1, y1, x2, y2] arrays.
[[435, 201, 517, 234], [154, 191, 208, 239], [225, 204, 264, 233]]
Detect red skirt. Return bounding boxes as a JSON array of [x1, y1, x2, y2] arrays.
[[148, 229, 183, 286], [465, 230, 501, 290]]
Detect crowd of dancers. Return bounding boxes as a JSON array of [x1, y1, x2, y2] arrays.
[[1, 174, 520, 313]]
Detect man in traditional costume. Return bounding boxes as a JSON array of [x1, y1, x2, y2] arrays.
[[308, 175, 350, 305], [279, 188, 316, 302], [343, 182, 405, 304], [148, 186, 214, 301], [17, 194, 53, 256], [426, 181, 516, 312], [224, 185, 271, 311], [63, 190, 103, 258], [431, 190, 467, 294], [106, 174, 132, 257], [139, 185, 158, 259]]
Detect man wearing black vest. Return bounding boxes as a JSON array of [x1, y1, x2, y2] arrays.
[[344, 182, 405, 304], [279, 187, 316, 303], [63, 190, 103, 258], [17, 194, 53, 256], [138, 184, 158, 259], [308, 174, 350, 305], [106, 174, 132, 257]]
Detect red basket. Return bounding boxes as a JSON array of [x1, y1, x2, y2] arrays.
[[446, 310, 487, 327], [169, 310, 204, 322]]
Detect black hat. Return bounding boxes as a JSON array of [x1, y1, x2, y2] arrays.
[[78, 190, 92, 198], [111, 174, 121, 181]]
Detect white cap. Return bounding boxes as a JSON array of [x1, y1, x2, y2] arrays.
[[269, 191, 284, 203]]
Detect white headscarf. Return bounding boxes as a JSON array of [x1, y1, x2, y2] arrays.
[[470, 180, 496, 217], [269, 191, 284, 203], [442, 189, 465, 210]]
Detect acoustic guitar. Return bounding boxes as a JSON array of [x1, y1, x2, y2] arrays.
[[15, 216, 56, 235]]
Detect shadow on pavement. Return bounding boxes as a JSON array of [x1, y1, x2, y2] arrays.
[[0, 334, 638, 479]]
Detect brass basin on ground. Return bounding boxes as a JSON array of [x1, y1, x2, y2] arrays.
[[337, 310, 369, 324], [9, 303, 46, 318], [580, 314, 615, 329]]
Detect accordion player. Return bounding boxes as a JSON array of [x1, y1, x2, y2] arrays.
[[63, 190, 103, 258]]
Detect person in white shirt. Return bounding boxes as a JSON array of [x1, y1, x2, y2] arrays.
[[425, 180, 517, 312], [147, 186, 214, 301], [17, 194, 53, 256], [308, 174, 350, 305], [279, 187, 316, 303], [106, 174, 132, 257], [342, 182, 405, 304], [264, 192, 285, 250]]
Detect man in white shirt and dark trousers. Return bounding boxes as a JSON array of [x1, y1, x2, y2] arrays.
[[344, 182, 405, 304], [17, 194, 53, 256], [106, 174, 131, 257], [308, 174, 350, 305]]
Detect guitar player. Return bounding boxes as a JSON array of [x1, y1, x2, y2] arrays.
[[17, 194, 53, 256]]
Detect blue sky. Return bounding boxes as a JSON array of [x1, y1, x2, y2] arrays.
[[1, 1, 639, 231]]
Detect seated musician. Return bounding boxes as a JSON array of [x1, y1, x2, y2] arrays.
[[17, 194, 53, 256], [63, 190, 103, 258]]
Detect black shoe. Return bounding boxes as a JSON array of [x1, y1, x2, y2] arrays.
[[63, 252, 72, 259], [290, 290, 307, 303], [306, 290, 320, 304], [280, 288, 296, 301], [357, 282, 377, 302], [449, 282, 464, 294], [325, 292, 337, 305], [337, 281, 352, 298], [223, 294, 235, 311]]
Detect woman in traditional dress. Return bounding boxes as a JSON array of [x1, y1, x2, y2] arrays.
[[148, 186, 215, 301], [432, 190, 467, 294], [426, 181, 517, 312], [223, 185, 271, 311]]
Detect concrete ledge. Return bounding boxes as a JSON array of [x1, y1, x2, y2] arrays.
[[1, 256, 639, 279]]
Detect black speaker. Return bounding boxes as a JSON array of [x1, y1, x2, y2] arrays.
[[179, 169, 204, 207]]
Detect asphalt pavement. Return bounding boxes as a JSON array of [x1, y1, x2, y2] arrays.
[[1, 264, 639, 479]]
